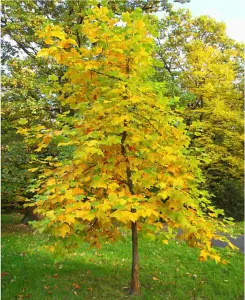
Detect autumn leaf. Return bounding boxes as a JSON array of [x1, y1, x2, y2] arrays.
[[28, 168, 39, 172], [18, 118, 28, 125]]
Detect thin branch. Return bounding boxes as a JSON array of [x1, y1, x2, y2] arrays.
[[90, 69, 124, 81]]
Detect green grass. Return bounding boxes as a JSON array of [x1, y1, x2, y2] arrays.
[[232, 221, 244, 235], [1, 214, 244, 300], [1, 213, 23, 225]]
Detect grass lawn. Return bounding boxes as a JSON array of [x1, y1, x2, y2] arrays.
[[232, 221, 244, 235], [1, 214, 244, 300]]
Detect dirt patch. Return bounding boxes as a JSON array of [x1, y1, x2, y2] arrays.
[[1, 223, 33, 235]]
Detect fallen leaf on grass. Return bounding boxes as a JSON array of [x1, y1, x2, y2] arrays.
[[152, 277, 159, 281], [44, 285, 50, 290], [53, 274, 59, 278], [72, 283, 81, 289], [1, 272, 9, 277], [87, 287, 92, 292]]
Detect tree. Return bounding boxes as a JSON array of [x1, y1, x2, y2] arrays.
[[181, 40, 244, 219], [19, 5, 236, 294], [1, 0, 79, 211], [155, 10, 244, 219]]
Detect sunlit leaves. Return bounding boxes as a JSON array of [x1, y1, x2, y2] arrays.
[[21, 4, 237, 265]]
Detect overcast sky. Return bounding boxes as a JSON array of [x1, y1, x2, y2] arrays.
[[158, 0, 245, 43]]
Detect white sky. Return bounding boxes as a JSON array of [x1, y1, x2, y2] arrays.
[[157, 0, 245, 43]]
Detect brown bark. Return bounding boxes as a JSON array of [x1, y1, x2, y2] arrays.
[[130, 221, 140, 294], [20, 205, 43, 224]]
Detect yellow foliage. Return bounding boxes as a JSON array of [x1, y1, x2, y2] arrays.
[[27, 4, 237, 263]]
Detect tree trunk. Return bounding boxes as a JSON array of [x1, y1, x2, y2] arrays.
[[20, 205, 43, 224], [130, 221, 140, 294]]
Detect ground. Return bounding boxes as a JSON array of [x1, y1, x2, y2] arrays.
[[1, 214, 244, 300]]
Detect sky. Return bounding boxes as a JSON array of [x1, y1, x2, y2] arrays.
[[158, 0, 245, 43]]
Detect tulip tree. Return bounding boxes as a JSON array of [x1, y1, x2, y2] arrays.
[[24, 5, 236, 294]]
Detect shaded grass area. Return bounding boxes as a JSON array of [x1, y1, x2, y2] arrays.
[[1, 214, 244, 300], [1, 213, 23, 225], [232, 221, 244, 235]]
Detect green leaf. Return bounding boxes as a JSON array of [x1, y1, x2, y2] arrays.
[[18, 118, 28, 125], [49, 74, 58, 81]]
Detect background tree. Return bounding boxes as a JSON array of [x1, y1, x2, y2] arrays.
[[155, 9, 244, 220], [181, 40, 244, 219]]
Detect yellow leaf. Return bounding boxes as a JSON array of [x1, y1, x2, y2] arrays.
[[198, 256, 207, 262], [57, 223, 70, 238], [110, 210, 137, 223], [37, 48, 50, 58], [118, 189, 125, 198], [43, 135, 51, 144], [108, 182, 119, 191], [64, 189, 74, 200], [18, 118, 28, 125], [34, 145, 46, 152], [152, 277, 159, 281], [28, 168, 39, 172], [98, 203, 111, 212], [83, 176, 91, 182], [227, 240, 239, 250], [17, 128, 28, 135], [46, 178, 56, 186], [198, 249, 208, 262], [35, 125, 46, 131], [221, 259, 228, 265], [58, 38, 77, 48], [51, 30, 66, 40], [48, 246, 55, 252], [119, 199, 126, 206], [162, 239, 168, 245], [44, 38, 54, 44], [95, 46, 102, 54]]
